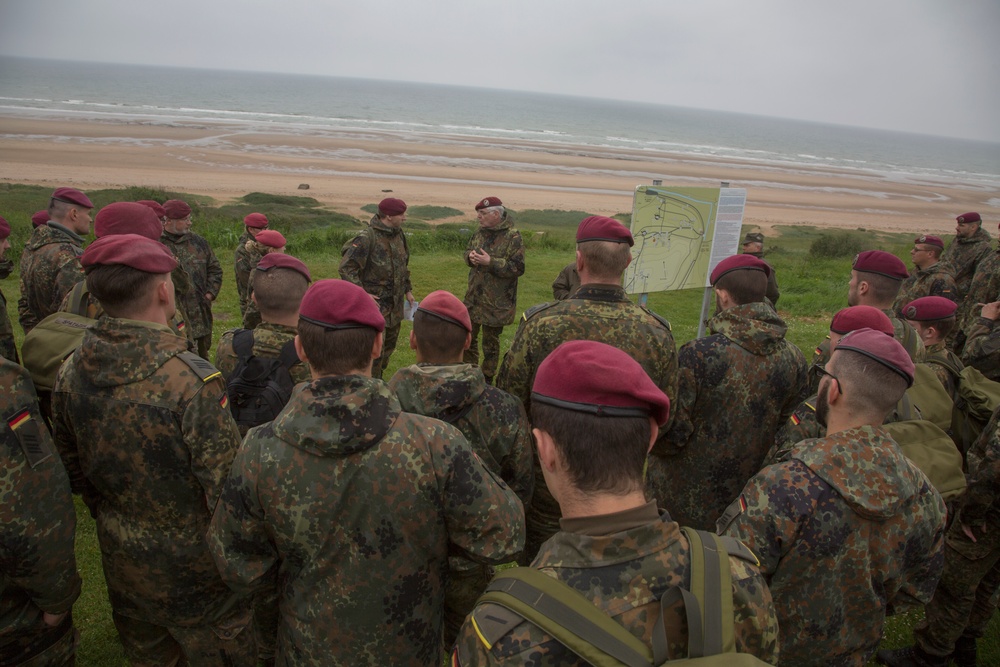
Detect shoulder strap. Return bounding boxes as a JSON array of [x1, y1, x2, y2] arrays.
[[640, 305, 672, 332], [277, 338, 301, 370], [69, 281, 89, 317], [233, 329, 254, 362], [925, 353, 963, 378], [176, 350, 223, 383], [522, 300, 559, 323], [678, 527, 738, 658]]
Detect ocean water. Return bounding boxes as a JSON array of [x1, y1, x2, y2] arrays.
[[1, 56, 998, 191]]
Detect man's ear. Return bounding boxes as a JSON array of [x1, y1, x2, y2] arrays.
[[372, 331, 384, 360], [294, 335, 308, 365], [463, 332, 472, 352], [533, 427, 560, 473], [409, 330, 417, 351], [575, 249, 583, 273], [647, 418, 659, 454]]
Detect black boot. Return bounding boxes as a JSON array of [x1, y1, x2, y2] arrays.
[[951, 636, 977, 667], [876, 644, 949, 667]]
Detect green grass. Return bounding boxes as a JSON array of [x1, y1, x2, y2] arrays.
[[3, 187, 996, 665]]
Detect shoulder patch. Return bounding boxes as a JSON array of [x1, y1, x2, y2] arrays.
[[470, 602, 527, 649], [715, 494, 748, 534], [522, 300, 559, 322], [640, 305, 672, 331], [7, 408, 52, 467], [176, 351, 223, 383]]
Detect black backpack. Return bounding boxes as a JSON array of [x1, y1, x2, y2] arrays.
[[226, 329, 300, 433]]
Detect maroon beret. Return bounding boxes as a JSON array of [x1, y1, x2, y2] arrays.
[[830, 305, 894, 336], [710, 254, 771, 285], [31, 210, 49, 227], [417, 290, 472, 332], [576, 216, 634, 247], [255, 230, 286, 249], [377, 198, 407, 217], [475, 196, 503, 211], [135, 200, 167, 219], [81, 234, 178, 274], [835, 327, 915, 387], [51, 187, 93, 209], [94, 202, 163, 240], [244, 212, 268, 228], [299, 279, 385, 332], [956, 212, 981, 224], [162, 199, 192, 220], [853, 250, 908, 280], [903, 296, 957, 321], [533, 340, 670, 425], [915, 234, 944, 249], [0, 216, 10, 239], [256, 253, 311, 282]]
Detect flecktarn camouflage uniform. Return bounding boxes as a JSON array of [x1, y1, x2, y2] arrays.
[[389, 362, 533, 644], [655, 301, 809, 531], [339, 216, 412, 379], [550, 261, 580, 301], [892, 263, 958, 317], [234, 231, 264, 317], [942, 225, 993, 300], [51, 318, 254, 666], [453, 502, 779, 665], [216, 322, 311, 385], [17, 223, 85, 333], [207, 374, 524, 667], [496, 284, 678, 558], [961, 316, 1000, 381], [462, 215, 525, 381], [954, 247, 999, 350], [1, 358, 81, 666], [0, 258, 17, 362], [720, 425, 947, 666], [160, 229, 223, 353]]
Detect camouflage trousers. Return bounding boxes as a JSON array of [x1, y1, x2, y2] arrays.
[[195, 334, 213, 360], [3, 616, 76, 667], [915, 516, 1000, 658], [443, 558, 491, 649], [464, 323, 504, 382], [373, 322, 401, 380], [111, 608, 256, 667]]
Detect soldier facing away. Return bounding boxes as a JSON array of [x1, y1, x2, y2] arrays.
[[0, 216, 17, 362], [741, 231, 780, 306], [234, 212, 269, 318]]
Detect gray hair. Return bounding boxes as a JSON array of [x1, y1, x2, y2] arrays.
[[481, 205, 505, 217]]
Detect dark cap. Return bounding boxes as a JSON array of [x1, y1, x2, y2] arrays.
[[162, 199, 192, 220], [852, 250, 908, 280], [95, 202, 164, 240], [742, 232, 764, 244], [576, 216, 634, 246], [31, 210, 49, 227], [0, 216, 9, 239], [135, 200, 167, 219], [957, 212, 981, 224], [417, 290, 472, 332], [256, 253, 311, 282], [532, 340, 671, 426], [51, 187, 93, 209], [710, 254, 771, 285], [243, 212, 268, 228], [903, 296, 957, 321], [835, 327, 915, 387], [81, 234, 178, 274], [830, 305, 894, 336], [475, 196, 503, 211], [915, 234, 944, 249], [299, 279, 385, 332], [255, 230, 286, 249], [377, 198, 407, 217]]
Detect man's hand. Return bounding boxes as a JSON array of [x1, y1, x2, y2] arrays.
[[979, 301, 1000, 321], [961, 522, 986, 543], [469, 249, 491, 266], [405, 291, 416, 307], [42, 611, 67, 627]]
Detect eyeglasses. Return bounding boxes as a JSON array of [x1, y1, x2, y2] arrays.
[[814, 364, 842, 395]]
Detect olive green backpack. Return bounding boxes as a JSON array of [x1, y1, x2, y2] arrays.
[[467, 528, 769, 666], [925, 354, 1000, 457], [885, 393, 967, 501], [21, 283, 95, 391]]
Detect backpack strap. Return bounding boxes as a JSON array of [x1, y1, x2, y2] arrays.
[[677, 527, 738, 657], [925, 352, 964, 379], [68, 281, 89, 317], [232, 329, 254, 363], [176, 351, 223, 383]]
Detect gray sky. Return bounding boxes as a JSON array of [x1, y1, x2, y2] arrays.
[[2, 0, 998, 142]]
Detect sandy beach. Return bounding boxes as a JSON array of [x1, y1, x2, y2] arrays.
[[2, 115, 997, 235]]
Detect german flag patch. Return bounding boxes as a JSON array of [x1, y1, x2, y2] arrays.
[[790, 414, 801, 426], [219, 393, 229, 409], [7, 409, 51, 468]]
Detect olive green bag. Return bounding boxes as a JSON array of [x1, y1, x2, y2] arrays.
[[21, 283, 94, 391], [885, 394, 967, 501]]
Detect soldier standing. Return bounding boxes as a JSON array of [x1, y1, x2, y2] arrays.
[[241, 229, 287, 330], [51, 234, 254, 666], [18, 187, 92, 333], [961, 301, 1000, 381], [234, 212, 269, 318], [720, 329, 947, 665], [656, 254, 809, 530], [208, 279, 524, 667], [952, 218, 999, 353], [1, 357, 81, 666], [462, 196, 526, 384], [497, 215, 678, 559], [741, 231, 780, 306], [454, 341, 778, 665], [942, 212, 992, 300], [0, 217, 17, 362], [550, 261, 580, 300], [159, 199, 223, 358], [892, 235, 958, 317], [903, 296, 964, 401], [339, 197, 414, 379]]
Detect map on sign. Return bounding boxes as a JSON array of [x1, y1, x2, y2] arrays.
[[623, 186, 747, 294]]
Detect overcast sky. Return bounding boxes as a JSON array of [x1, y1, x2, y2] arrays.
[[1, 0, 998, 142]]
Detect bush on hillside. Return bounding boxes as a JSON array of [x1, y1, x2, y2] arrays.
[[809, 232, 867, 259]]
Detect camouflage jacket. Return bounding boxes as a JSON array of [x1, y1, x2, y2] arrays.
[[656, 302, 809, 531], [550, 262, 580, 301], [924, 342, 964, 401], [892, 262, 958, 317], [746, 251, 781, 306], [942, 226, 993, 299], [215, 322, 311, 385], [51, 318, 246, 627], [1, 359, 81, 662], [961, 317, 1000, 382], [207, 374, 525, 667], [453, 502, 779, 665], [234, 232, 264, 316], [463, 217, 525, 326], [17, 223, 85, 333], [160, 230, 223, 339], [339, 216, 412, 328], [961, 405, 1000, 527], [720, 425, 947, 666], [56, 281, 190, 340], [956, 248, 999, 337], [0, 277, 15, 363], [389, 362, 533, 506]]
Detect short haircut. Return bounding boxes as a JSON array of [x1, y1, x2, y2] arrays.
[[856, 271, 902, 304], [48, 199, 73, 222], [925, 245, 942, 260], [296, 319, 377, 376], [832, 349, 909, 420], [714, 269, 766, 305], [412, 310, 467, 362], [577, 240, 631, 280], [85, 264, 163, 317], [531, 402, 650, 496], [251, 267, 308, 318], [917, 316, 956, 340]]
